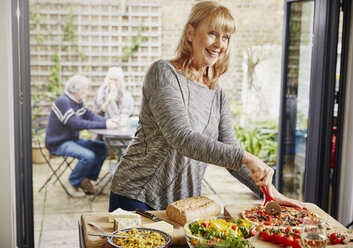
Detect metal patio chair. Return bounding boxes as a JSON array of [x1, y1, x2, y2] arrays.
[[32, 117, 75, 196]]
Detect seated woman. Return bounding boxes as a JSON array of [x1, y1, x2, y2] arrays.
[[92, 67, 135, 156], [93, 67, 134, 121]]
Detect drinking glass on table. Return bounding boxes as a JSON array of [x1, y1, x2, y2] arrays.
[[301, 217, 327, 248], [119, 108, 129, 130]]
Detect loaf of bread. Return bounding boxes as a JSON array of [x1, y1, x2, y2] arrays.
[[166, 196, 221, 225]]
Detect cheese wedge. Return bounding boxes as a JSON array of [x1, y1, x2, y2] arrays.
[[142, 221, 174, 234], [108, 208, 141, 223], [114, 217, 142, 231]]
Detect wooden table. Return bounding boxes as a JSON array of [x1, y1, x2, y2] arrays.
[[224, 203, 353, 248], [79, 204, 353, 247], [79, 211, 187, 248]]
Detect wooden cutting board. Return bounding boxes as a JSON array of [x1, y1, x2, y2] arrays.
[[81, 211, 186, 248], [224, 203, 353, 248]]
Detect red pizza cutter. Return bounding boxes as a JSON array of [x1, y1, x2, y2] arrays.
[[261, 185, 281, 215]]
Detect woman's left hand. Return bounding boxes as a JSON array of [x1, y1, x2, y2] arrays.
[[266, 184, 305, 208]]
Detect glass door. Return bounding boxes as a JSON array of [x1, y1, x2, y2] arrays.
[[278, 0, 347, 214], [276, 0, 314, 201]]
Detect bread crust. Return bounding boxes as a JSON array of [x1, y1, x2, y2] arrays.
[[166, 196, 221, 225]]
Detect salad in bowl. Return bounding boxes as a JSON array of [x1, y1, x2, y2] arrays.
[[184, 216, 257, 248]]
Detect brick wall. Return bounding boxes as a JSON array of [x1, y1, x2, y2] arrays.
[[30, 0, 284, 122]]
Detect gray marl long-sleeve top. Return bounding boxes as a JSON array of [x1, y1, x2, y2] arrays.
[[110, 59, 261, 210]]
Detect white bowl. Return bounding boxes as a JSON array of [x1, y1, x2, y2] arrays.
[[183, 216, 256, 248]]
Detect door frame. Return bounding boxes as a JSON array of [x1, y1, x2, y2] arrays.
[[12, 0, 34, 247], [304, 0, 343, 213], [331, 0, 351, 219], [276, 0, 315, 193]]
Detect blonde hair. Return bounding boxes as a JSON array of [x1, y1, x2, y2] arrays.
[[172, 1, 236, 89]]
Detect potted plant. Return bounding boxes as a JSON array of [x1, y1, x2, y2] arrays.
[[234, 123, 278, 184]]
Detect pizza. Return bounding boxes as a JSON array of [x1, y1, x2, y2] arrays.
[[242, 205, 320, 228]]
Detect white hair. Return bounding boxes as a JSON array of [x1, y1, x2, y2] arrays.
[[104, 67, 125, 90], [65, 75, 90, 93]]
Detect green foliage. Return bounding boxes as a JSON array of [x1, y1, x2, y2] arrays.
[[76, 48, 86, 60], [234, 123, 278, 167], [29, 9, 42, 30], [47, 50, 64, 98], [62, 12, 76, 42], [120, 25, 148, 62], [31, 92, 46, 121], [30, 9, 86, 124]]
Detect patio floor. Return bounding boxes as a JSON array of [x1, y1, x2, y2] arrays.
[[33, 157, 261, 247]]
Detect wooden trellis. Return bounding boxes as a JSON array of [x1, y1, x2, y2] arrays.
[[30, 0, 162, 116]]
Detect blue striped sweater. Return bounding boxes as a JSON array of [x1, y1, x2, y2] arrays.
[[45, 91, 106, 152]]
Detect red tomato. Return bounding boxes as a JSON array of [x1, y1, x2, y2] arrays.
[[292, 238, 302, 248], [274, 232, 285, 244], [292, 229, 301, 240], [329, 233, 342, 244], [231, 225, 237, 231], [292, 233, 300, 240], [264, 221, 271, 225], [285, 227, 291, 233], [330, 232, 338, 240], [249, 228, 257, 236], [201, 222, 207, 228], [262, 230, 271, 241], [308, 240, 316, 246], [282, 234, 294, 247], [270, 230, 277, 240]]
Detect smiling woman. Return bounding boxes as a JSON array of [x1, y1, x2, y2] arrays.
[[172, 1, 236, 89], [108, 0, 301, 213]]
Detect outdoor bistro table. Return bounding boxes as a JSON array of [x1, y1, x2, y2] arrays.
[[89, 125, 137, 201]]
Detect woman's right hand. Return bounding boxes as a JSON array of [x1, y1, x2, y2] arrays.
[[242, 151, 274, 187]]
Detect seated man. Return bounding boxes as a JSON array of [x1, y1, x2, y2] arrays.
[[45, 75, 119, 197]]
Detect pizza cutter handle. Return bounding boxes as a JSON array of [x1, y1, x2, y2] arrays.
[[261, 185, 277, 206]]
